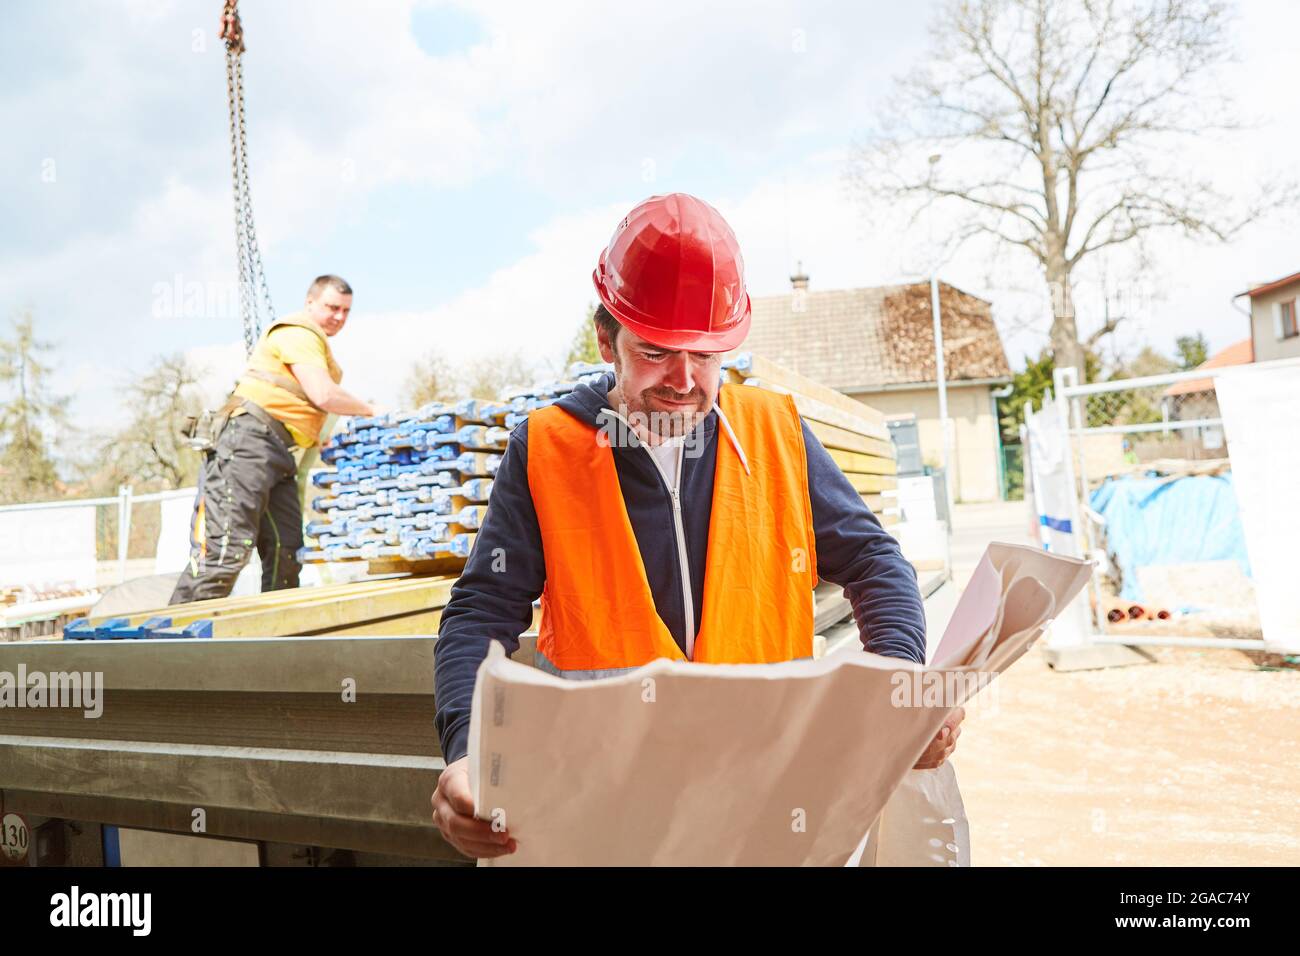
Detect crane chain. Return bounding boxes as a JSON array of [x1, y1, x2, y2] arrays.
[[222, 2, 275, 356]]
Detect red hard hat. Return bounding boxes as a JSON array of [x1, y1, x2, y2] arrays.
[[592, 193, 751, 352]]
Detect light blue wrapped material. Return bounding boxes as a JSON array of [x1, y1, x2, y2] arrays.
[[1089, 473, 1251, 602]]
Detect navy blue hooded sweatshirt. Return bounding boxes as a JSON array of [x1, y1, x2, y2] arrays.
[[434, 372, 926, 764]]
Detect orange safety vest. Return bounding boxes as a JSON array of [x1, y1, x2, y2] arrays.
[[526, 382, 818, 678]]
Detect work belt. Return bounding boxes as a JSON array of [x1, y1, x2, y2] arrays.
[[217, 397, 298, 451]]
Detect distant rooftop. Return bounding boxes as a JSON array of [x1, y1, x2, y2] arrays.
[[1239, 271, 1300, 299], [731, 277, 1011, 392], [1163, 338, 1254, 397]]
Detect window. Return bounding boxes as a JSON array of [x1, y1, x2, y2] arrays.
[[1278, 299, 1298, 339]]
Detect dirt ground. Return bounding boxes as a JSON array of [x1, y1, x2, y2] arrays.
[[952, 629, 1299, 866], [940, 502, 1299, 866]]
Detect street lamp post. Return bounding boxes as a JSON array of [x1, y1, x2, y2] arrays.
[[926, 153, 955, 517], [929, 271, 954, 518]]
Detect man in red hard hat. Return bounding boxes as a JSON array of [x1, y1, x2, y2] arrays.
[[431, 193, 962, 860]]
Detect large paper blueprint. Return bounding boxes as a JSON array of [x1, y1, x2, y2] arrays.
[[469, 542, 1091, 865]]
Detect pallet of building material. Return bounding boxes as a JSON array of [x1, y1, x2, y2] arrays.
[[860, 493, 899, 526], [71, 575, 407, 633], [3, 592, 101, 642], [724, 353, 887, 428], [306, 356, 900, 577], [298, 367, 617, 578], [68, 575, 438, 634], [722, 354, 891, 441], [65, 575, 457, 640], [303, 404, 508, 574], [803, 418, 895, 460]]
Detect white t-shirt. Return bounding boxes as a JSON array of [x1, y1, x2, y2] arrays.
[[647, 434, 687, 491]]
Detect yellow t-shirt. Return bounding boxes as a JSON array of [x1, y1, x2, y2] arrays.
[[233, 318, 343, 447]]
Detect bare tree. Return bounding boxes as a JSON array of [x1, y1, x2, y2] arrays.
[[457, 352, 537, 401], [853, 0, 1278, 375], [402, 351, 459, 408], [402, 350, 538, 407], [99, 354, 206, 489]]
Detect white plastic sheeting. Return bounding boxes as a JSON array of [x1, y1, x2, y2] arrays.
[[0, 505, 97, 590], [154, 489, 263, 597], [1025, 399, 1094, 648], [154, 493, 197, 576], [1215, 363, 1300, 653], [1025, 400, 1077, 555]]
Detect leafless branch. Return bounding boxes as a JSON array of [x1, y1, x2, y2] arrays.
[[850, 0, 1288, 370]]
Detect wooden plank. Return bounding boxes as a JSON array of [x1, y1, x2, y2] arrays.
[[813, 582, 853, 633], [825, 448, 898, 476], [860, 493, 885, 513], [85, 576, 381, 624], [806, 420, 895, 459], [843, 473, 897, 494], [861, 491, 901, 525], [86, 574, 428, 628], [313, 608, 444, 636], [726, 353, 887, 427], [367, 556, 468, 577], [85, 578, 458, 638], [785, 389, 891, 443], [726, 376, 891, 442], [197, 578, 454, 637]]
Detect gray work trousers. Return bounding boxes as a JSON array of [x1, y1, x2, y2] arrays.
[[169, 412, 304, 605]]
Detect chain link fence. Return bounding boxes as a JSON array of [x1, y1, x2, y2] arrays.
[[1054, 366, 1263, 650]]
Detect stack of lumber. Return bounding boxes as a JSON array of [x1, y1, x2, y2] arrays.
[[300, 366, 615, 576], [299, 399, 506, 569], [4, 591, 101, 642], [5, 584, 97, 605], [63, 575, 458, 640], [721, 352, 899, 525], [720, 353, 913, 632], [301, 356, 896, 577]]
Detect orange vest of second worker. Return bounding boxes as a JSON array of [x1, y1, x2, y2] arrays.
[[526, 382, 819, 677], [233, 314, 343, 447]]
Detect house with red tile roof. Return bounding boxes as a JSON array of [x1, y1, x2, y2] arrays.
[[733, 272, 1011, 502], [1238, 271, 1300, 363]]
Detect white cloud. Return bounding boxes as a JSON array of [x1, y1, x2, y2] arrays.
[[327, 201, 628, 404], [6, 0, 1300, 462]]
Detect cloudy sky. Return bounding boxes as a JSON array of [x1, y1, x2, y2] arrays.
[[4, 0, 1297, 445]]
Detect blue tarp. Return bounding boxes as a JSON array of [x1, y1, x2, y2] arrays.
[[1089, 473, 1251, 602]]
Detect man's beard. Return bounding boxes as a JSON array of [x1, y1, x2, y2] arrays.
[[617, 386, 709, 440]]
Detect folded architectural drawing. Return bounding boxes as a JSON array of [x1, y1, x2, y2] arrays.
[[469, 542, 1092, 866]]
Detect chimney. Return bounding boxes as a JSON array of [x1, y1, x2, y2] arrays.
[[790, 261, 809, 291], [790, 261, 809, 313]]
